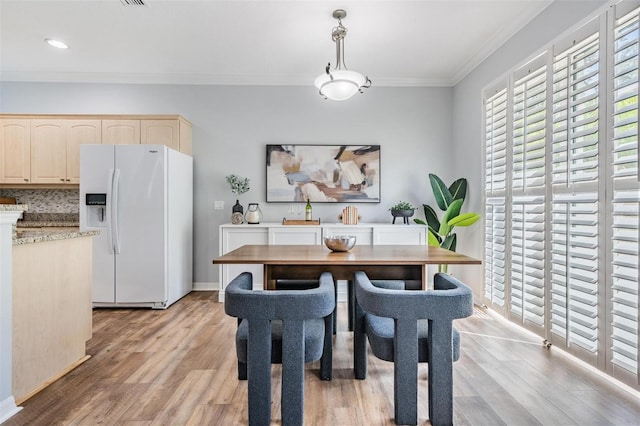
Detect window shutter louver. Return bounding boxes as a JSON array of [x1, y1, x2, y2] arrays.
[[610, 7, 640, 379]]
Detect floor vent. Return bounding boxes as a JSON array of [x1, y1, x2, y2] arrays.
[[120, 0, 148, 6]]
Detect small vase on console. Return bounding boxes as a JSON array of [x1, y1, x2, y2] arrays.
[[231, 200, 244, 224]]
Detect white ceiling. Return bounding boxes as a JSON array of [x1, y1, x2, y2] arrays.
[[0, 0, 553, 87]]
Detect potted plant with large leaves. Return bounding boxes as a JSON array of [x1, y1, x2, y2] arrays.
[[414, 173, 480, 272]]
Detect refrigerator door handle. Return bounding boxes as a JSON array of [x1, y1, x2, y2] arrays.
[[107, 168, 115, 254], [112, 168, 122, 254]]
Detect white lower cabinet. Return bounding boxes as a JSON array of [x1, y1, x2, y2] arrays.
[[218, 223, 427, 302]]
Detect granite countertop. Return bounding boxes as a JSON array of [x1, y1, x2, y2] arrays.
[[0, 204, 28, 212], [16, 221, 80, 227], [13, 228, 99, 245], [16, 212, 79, 227], [0, 208, 94, 244]]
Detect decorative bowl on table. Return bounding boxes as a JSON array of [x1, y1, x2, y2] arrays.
[[324, 235, 356, 252]]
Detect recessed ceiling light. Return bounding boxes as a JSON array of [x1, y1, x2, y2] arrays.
[[45, 38, 69, 49]]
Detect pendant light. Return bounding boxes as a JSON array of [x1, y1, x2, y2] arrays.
[[314, 9, 371, 101]]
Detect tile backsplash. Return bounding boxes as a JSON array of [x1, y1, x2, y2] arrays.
[[0, 189, 79, 214]]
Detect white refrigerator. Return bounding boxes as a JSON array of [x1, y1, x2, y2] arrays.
[[80, 144, 193, 309]]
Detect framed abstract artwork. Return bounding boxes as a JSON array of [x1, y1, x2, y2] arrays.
[[266, 144, 380, 203]]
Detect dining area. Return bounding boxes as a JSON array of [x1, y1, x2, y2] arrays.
[[213, 241, 482, 425], [6, 258, 640, 425]]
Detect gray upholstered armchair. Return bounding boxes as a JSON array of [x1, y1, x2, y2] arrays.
[[225, 271, 335, 426], [353, 271, 473, 426]]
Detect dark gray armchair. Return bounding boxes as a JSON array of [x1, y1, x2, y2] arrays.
[[225, 271, 335, 426], [353, 271, 473, 426]]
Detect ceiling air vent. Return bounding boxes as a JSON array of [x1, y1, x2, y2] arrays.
[[120, 0, 148, 6]]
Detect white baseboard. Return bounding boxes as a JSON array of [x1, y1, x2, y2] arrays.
[[0, 396, 22, 424], [192, 282, 217, 291]]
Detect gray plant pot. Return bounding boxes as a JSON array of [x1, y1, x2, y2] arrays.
[[391, 209, 414, 224]]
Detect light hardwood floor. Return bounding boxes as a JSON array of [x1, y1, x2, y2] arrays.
[[6, 291, 640, 425]]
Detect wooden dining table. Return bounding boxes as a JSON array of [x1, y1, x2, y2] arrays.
[[212, 244, 481, 290]]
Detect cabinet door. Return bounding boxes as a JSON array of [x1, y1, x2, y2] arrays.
[[102, 120, 140, 145], [268, 227, 322, 245], [0, 119, 31, 183], [66, 120, 101, 184], [323, 226, 373, 245], [30, 120, 66, 184], [141, 120, 179, 151], [373, 225, 428, 245]]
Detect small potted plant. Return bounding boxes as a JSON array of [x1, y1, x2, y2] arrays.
[[389, 201, 416, 224], [226, 174, 250, 224]]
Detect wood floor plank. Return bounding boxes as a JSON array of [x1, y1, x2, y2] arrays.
[[150, 369, 216, 425], [5, 292, 640, 425], [453, 396, 504, 426]]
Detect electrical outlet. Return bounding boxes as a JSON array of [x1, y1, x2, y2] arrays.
[[214, 200, 224, 210]]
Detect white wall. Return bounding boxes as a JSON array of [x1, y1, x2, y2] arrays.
[[451, 0, 607, 300], [0, 83, 453, 286]]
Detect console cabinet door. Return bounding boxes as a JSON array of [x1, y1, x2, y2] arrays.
[[373, 225, 428, 245], [323, 226, 373, 245], [0, 119, 31, 183], [268, 227, 322, 245]]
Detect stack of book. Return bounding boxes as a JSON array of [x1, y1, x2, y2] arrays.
[[342, 206, 358, 225]]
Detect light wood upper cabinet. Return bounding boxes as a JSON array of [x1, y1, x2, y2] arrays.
[[0, 114, 191, 187], [179, 119, 192, 155], [0, 119, 31, 183], [66, 120, 102, 183], [102, 120, 141, 145], [141, 118, 192, 154], [141, 120, 179, 151], [30, 119, 102, 184], [30, 120, 67, 184]]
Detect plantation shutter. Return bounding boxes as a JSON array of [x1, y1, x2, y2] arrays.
[[513, 62, 547, 191], [485, 198, 506, 307], [510, 196, 546, 327], [510, 58, 547, 328], [610, 6, 640, 382], [550, 193, 600, 354], [485, 88, 508, 193], [482, 4, 640, 389], [484, 87, 508, 308], [550, 24, 601, 359]]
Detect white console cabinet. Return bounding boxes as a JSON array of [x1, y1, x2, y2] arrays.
[[218, 223, 427, 302]]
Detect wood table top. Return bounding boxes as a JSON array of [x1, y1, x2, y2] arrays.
[[213, 244, 481, 266]]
